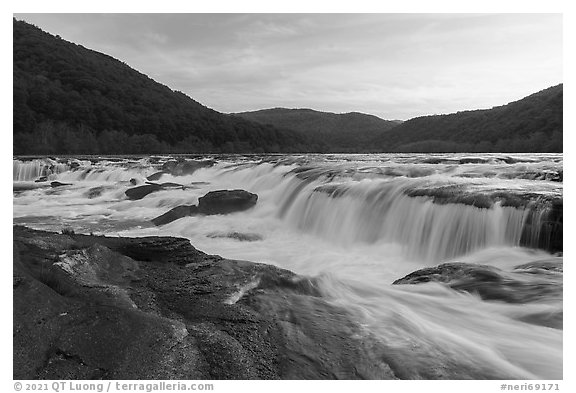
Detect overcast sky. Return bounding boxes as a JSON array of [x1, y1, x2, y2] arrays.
[[14, 13, 562, 120]]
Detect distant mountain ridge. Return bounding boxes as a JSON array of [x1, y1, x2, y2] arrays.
[[235, 108, 399, 152], [369, 85, 562, 152]]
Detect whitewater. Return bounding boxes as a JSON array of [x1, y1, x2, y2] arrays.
[[13, 153, 563, 379]]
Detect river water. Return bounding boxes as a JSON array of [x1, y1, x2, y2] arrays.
[[13, 153, 563, 379]]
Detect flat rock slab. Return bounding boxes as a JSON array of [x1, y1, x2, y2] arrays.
[[13, 225, 397, 380]]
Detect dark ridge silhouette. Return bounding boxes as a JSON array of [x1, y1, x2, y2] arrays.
[[13, 19, 325, 154], [235, 108, 398, 152], [369, 85, 562, 153]]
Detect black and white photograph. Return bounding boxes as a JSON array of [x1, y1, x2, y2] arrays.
[[10, 5, 567, 387]]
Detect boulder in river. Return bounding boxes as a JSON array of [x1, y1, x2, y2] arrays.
[[125, 184, 163, 200], [198, 189, 258, 215], [150, 189, 258, 226], [151, 205, 198, 226], [34, 176, 48, 183]]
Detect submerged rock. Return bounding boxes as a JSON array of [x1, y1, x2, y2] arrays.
[[393, 261, 563, 305], [514, 259, 563, 273], [198, 189, 258, 215], [500, 170, 563, 182], [151, 205, 198, 226], [13, 225, 397, 380], [146, 171, 165, 181], [405, 185, 561, 210], [515, 310, 563, 329], [85, 186, 106, 199], [406, 186, 495, 209], [145, 181, 186, 189], [458, 157, 489, 164], [393, 263, 496, 285], [207, 232, 263, 242], [34, 176, 48, 183], [313, 184, 349, 198], [161, 159, 216, 177], [125, 184, 162, 200]]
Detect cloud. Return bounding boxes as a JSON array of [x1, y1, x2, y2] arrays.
[[14, 13, 562, 119]]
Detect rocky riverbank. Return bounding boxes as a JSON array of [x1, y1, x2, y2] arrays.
[[13, 225, 397, 380]]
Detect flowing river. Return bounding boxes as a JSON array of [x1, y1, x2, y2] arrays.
[[13, 153, 563, 379]]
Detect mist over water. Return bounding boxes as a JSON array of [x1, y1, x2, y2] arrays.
[[13, 153, 563, 379]]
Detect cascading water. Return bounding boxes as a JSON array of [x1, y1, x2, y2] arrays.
[[13, 158, 70, 181], [12, 153, 563, 379], [276, 176, 537, 262]]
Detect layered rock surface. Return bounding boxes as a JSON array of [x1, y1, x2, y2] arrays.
[[13, 226, 396, 380]]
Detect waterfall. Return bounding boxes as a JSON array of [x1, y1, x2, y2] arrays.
[[269, 172, 558, 262], [13, 154, 562, 261], [165, 157, 561, 262], [13, 159, 69, 181], [56, 166, 145, 183]]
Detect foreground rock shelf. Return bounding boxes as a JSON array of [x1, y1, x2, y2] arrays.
[[13, 226, 397, 380]]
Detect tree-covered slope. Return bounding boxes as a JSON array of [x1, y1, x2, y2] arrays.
[[235, 108, 398, 152], [13, 19, 323, 154], [370, 85, 563, 153]]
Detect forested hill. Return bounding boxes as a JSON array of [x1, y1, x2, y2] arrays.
[[235, 108, 399, 152], [370, 85, 563, 153], [13, 19, 324, 154]]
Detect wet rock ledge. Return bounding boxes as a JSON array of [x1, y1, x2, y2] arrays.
[[13, 225, 396, 380]]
